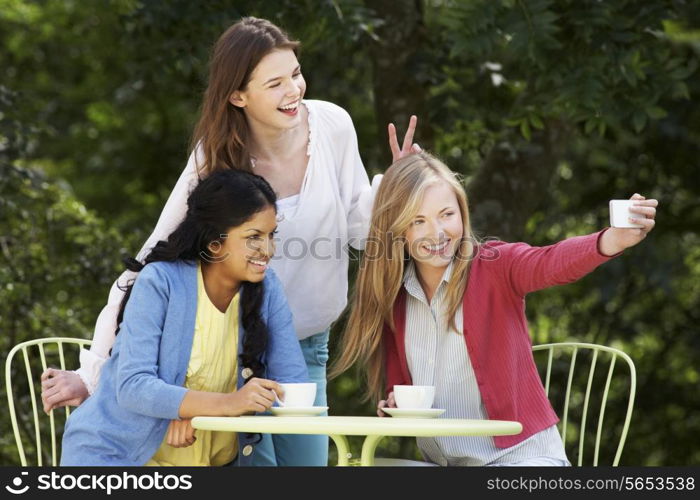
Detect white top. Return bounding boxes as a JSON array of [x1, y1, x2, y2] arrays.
[[76, 99, 382, 393], [402, 261, 570, 466], [276, 193, 300, 214]]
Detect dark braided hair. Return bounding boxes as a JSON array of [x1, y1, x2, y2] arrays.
[[115, 169, 277, 380]]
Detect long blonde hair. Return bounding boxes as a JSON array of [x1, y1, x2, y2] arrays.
[[330, 152, 476, 402]]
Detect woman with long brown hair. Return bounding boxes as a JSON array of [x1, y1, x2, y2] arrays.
[[41, 16, 418, 466], [331, 152, 658, 466]]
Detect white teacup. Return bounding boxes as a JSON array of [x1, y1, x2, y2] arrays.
[[275, 382, 317, 408], [393, 385, 435, 409]]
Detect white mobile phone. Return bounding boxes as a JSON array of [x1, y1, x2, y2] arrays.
[[609, 200, 644, 228]]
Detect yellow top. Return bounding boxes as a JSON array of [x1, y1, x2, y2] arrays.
[[147, 263, 239, 466]]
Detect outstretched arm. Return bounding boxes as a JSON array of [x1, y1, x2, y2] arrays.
[[503, 194, 657, 296]]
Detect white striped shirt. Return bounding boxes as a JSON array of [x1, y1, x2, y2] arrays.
[[403, 260, 570, 466]]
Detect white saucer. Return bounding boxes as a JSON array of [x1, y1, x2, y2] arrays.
[[381, 408, 445, 418], [269, 406, 328, 417]]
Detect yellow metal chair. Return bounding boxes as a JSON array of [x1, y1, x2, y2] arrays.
[[5, 337, 91, 466], [532, 342, 636, 466], [373, 341, 636, 467]]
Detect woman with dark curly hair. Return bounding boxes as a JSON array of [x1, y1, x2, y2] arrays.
[[61, 170, 307, 466]]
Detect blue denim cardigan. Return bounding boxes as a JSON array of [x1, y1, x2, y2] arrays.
[[60, 260, 308, 466]]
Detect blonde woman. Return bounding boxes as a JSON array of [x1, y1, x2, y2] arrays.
[[331, 152, 658, 466]]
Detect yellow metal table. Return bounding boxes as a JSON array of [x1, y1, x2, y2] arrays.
[[191, 415, 523, 466]]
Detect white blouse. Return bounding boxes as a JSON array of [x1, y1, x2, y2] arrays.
[[76, 99, 381, 393]]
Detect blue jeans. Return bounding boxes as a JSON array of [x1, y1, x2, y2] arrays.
[[251, 329, 330, 466]]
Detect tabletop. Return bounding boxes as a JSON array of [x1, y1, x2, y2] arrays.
[[191, 416, 523, 466], [192, 415, 521, 437]]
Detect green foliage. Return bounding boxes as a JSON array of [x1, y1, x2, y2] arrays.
[[0, 86, 125, 464], [1, 0, 699, 465], [426, 0, 699, 174], [523, 92, 700, 464]]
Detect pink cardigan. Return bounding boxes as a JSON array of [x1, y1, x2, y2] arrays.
[[384, 230, 619, 448]]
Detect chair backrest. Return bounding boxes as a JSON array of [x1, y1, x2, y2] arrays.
[[532, 342, 636, 466], [5, 337, 92, 466]]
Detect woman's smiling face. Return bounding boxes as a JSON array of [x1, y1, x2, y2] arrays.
[[404, 180, 464, 272], [230, 48, 306, 131], [206, 204, 278, 284]]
